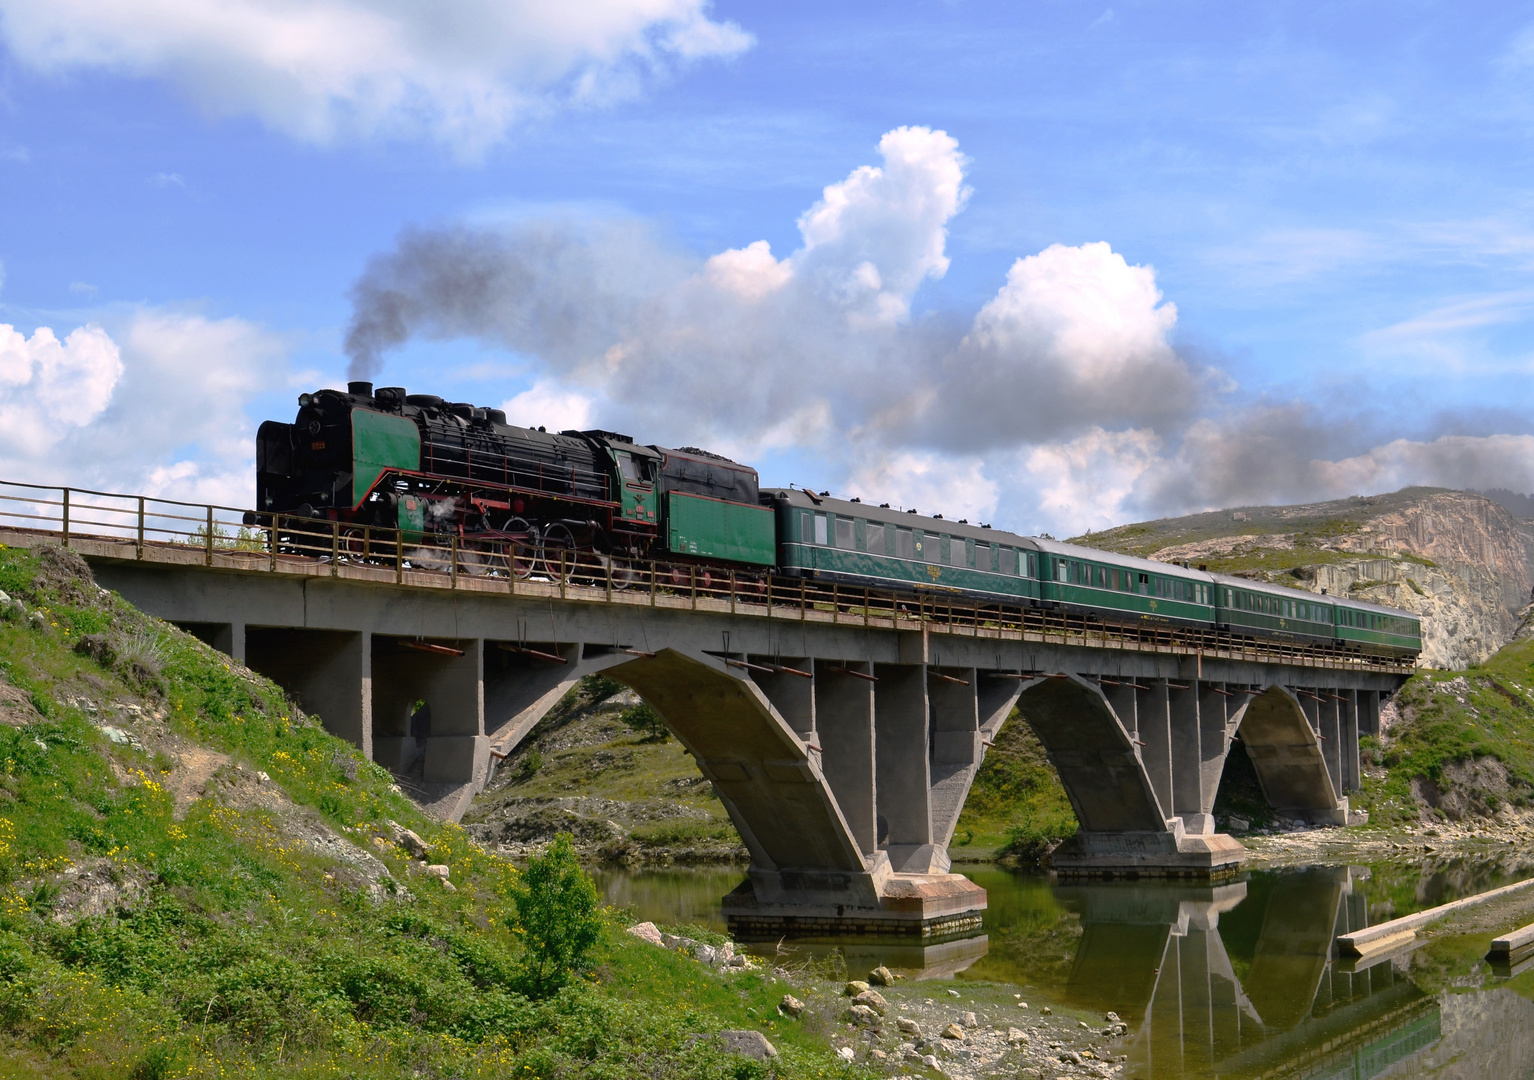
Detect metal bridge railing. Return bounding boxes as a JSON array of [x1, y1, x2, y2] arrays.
[[0, 479, 1415, 675]]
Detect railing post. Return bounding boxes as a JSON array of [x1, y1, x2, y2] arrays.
[[690, 566, 697, 610], [136, 496, 145, 559], [396, 529, 404, 584], [206, 505, 214, 566], [60, 488, 69, 547], [650, 561, 657, 606], [865, 587, 870, 628], [451, 535, 459, 589], [766, 575, 773, 618], [269, 515, 278, 572], [729, 569, 736, 614], [606, 555, 613, 603], [331, 520, 339, 577], [558, 548, 566, 600], [832, 582, 839, 624], [800, 578, 806, 622]]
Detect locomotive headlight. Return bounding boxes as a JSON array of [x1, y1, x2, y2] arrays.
[[298, 393, 314, 407]]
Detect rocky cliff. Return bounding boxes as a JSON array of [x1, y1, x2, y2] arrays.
[[1077, 488, 1534, 670]]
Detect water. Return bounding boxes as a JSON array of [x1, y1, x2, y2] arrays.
[[595, 856, 1534, 1078]]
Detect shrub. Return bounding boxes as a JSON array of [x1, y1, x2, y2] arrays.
[[516, 750, 544, 780], [507, 833, 602, 997], [619, 702, 668, 742]]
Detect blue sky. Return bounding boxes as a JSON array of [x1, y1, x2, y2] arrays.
[[2, 0, 1533, 535]]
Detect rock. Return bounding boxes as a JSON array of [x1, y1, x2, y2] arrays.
[[778, 994, 804, 1017], [898, 1017, 921, 1036], [1104, 1011, 1120, 1023], [922, 1054, 940, 1069], [441, 880, 456, 892], [386, 820, 430, 859], [941, 1022, 965, 1039], [1007, 1026, 1028, 1044], [424, 864, 450, 879], [1228, 816, 1250, 831], [868, 965, 894, 986], [869, 1048, 886, 1061], [724, 954, 750, 969], [716, 941, 735, 963], [836, 1046, 855, 1061], [852, 989, 888, 1015], [1040, 1005, 1052, 1015], [963, 1011, 977, 1028], [946, 988, 961, 997], [627, 921, 664, 947], [1017, 1000, 1028, 1009], [717, 1030, 778, 1060], [844, 980, 870, 996], [1060, 1050, 1083, 1065], [1078, 1020, 1091, 1030], [845, 1004, 880, 1026], [694, 944, 717, 965]]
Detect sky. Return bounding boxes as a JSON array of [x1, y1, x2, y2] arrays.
[[2, 0, 1534, 537]]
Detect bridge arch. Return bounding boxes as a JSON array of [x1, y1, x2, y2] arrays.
[[1017, 675, 1168, 833], [1233, 685, 1344, 825]]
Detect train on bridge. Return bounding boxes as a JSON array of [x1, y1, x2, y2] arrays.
[[253, 381, 1421, 661]]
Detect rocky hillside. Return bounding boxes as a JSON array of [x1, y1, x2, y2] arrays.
[[1077, 487, 1534, 670]]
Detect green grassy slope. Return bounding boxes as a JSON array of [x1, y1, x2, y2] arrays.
[[0, 544, 862, 1079], [1353, 637, 1534, 826]]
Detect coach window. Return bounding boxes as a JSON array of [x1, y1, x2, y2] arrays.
[[835, 516, 854, 549], [896, 528, 915, 560], [973, 541, 989, 571], [814, 513, 829, 546], [866, 522, 884, 554], [1056, 560, 1068, 583]]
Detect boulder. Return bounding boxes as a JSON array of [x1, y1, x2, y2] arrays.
[[844, 1004, 880, 1026], [868, 965, 894, 986], [852, 989, 888, 1015], [717, 1030, 777, 1060], [962, 1011, 977, 1028], [778, 994, 804, 1017], [1007, 1027, 1028, 1044], [897, 1017, 921, 1036], [626, 921, 664, 947], [941, 1023, 965, 1039], [843, 980, 870, 996]]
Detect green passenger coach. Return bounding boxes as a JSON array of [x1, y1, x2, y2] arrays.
[[1033, 538, 1215, 625], [765, 489, 1042, 602]]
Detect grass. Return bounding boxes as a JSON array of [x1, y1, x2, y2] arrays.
[[1352, 637, 1534, 826], [0, 544, 874, 1079]]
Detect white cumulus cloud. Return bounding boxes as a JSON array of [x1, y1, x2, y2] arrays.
[[0, 0, 752, 153], [0, 310, 285, 507]]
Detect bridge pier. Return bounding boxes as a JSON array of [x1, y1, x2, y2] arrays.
[[607, 648, 987, 940], [245, 627, 373, 760]]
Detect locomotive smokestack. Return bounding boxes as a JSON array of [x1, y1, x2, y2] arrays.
[[348, 381, 374, 397]]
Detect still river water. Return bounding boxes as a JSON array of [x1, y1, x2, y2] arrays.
[[593, 857, 1534, 1079]]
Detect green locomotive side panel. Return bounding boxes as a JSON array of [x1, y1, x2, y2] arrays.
[[351, 409, 421, 507], [395, 493, 426, 543], [666, 492, 776, 565]]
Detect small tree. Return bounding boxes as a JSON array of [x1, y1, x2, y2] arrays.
[[507, 833, 603, 996], [620, 701, 669, 742]]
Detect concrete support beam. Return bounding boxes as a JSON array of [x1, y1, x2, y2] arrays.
[[875, 664, 935, 872], [1169, 682, 1202, 831], [1197, 683, 1230, 826], [1359, 689, 1381, 738], [929, 667, 979, 853], [814, 660, 877, 856], [1341, 690, 1361, 792], [1319, 692, 1342, 794], [246, 627, 372, 760], [752, 657, 815, 740], [369, 636, 485, 784], [1139, 681, 1174, 820]]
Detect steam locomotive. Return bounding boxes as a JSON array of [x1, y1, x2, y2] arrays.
[[252, 380, 774, 579], [252, 381, 1422, 659]]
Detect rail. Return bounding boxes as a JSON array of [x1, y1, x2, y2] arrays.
[[0, 480, 1415, 675]]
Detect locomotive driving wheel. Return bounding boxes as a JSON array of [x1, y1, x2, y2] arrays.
[[539, 523, 578, 583]]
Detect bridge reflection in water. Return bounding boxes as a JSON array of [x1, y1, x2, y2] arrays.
[[1055, 867, 1439, 1079]]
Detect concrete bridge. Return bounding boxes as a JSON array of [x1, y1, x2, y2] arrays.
[[0, 483, 1412, 937]]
